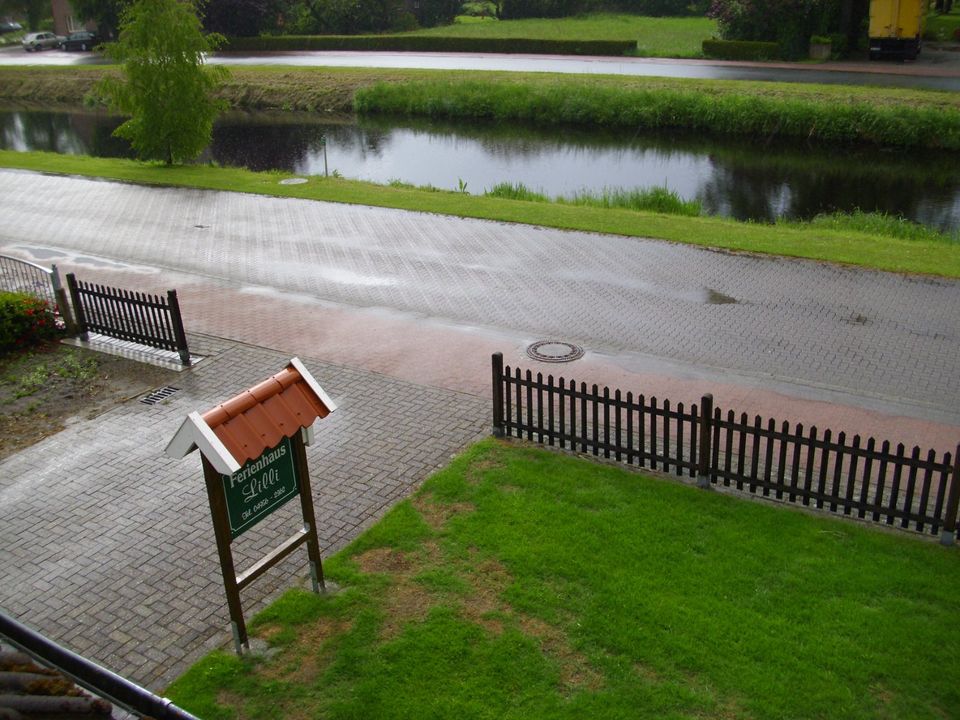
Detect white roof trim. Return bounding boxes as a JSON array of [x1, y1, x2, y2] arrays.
[[289, 357, 337, 413], [164, 411, 242, 475]]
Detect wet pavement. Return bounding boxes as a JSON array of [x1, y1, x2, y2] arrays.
[[1, 44, 959, 90], [1, 169, 959, 691], [3, 170, 959, 429]]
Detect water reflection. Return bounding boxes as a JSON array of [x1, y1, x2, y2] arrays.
[[2, 107, 959, 231]]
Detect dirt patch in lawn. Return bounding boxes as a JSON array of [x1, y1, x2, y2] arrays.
[[0, 341, 177, 460]]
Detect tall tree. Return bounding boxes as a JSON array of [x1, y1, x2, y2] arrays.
[[202, 0, 279, 36], [70, 0, 128, 38], [0, 0, 52, 30], [97, 0, 228, 164]]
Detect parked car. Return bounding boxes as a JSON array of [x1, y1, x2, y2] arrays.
[[21, 32, 62, 52], [60, 31, 99, 51], [0, 21, 23, 34]]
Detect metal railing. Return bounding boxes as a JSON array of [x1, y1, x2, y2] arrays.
[[0, 611, 200, 720]]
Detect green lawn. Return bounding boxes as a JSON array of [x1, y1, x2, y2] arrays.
[[926, 8, 960, 41], [404, 13, 717, 58], [2, 150, 957, 277], [166, 439, 960, 720]]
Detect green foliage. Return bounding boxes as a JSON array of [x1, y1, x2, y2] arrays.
[[925, 10, 960, 40], [485, 181, 550, 202], [708, 0, 861, 59], [168, 440, 960, 719], [0, 0, 51, 31], [499, 0, 703, 18], [8, 349, 97, 398], [0, 292, 58, 354], [485, 182, 701, 216], [71, 0, 127, 38], [97, 0, 228, 164], [460, 0, 497, 16], [224, 34, 635, 54], [702, 37, 779, 59], [791, 210, 960, 244], [354, 78, 960, 150], [561, 185, 701, 215]]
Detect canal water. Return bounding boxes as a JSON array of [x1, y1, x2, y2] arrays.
[[3, 107, 958, 231]]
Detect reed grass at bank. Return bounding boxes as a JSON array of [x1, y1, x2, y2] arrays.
[[355, 78, 960, 149], [485, 182, 960, 242], [486, 182, 702, 216], [1, 150, 957, 278]]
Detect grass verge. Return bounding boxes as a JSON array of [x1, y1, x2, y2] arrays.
[[354, 77, 960, 149], [165, 439, 960, 720], [2, 150, 957, 277], [402, 13, 716, 58]]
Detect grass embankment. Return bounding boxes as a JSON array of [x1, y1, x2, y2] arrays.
[[403, 12, 716, 58], [355, 76, 960, 149], [3, 150, 956, 277], [166, 439, 960, 720]]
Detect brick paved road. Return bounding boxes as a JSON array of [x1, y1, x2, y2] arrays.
[[0, 336, 487, 689], [2, 171, 959, 417], [1, 170, 959, 693]]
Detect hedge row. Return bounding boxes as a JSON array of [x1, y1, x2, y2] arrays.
[[354, 80, 960, 150], [702, 39, 781, 61], [223, 35, 636, 56]]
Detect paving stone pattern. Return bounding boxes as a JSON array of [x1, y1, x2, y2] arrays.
[[3, 172, 959, 413], [0, 336, 487, 689]]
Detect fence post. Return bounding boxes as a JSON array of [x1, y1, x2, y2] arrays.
[[697, 393, 714, 489], [65, 273, 88, 341], [491, 352, 505, 437], [941, 446, 960, 546], [49, 265, 76, 336], [167, 290, 191, 366]]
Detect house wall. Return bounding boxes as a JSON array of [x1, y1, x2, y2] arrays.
[[51, 0, 96, 35]]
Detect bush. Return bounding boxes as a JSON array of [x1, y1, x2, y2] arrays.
[[702, 38, 780, 60], [223, 35, 635, 55], [0, 292, 59, 354]]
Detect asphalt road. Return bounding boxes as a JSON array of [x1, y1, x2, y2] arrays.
[[2, 170, 959, 426], [1, 44, 959, 90]]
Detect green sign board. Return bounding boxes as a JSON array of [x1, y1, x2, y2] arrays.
[[221, 435, 299, 539]]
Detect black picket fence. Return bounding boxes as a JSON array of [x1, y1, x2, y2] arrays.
[[66, 274, 191, 366], [490, 353, 960, 545]]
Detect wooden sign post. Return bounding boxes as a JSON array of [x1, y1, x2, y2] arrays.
[[166, 358, 337, 654]]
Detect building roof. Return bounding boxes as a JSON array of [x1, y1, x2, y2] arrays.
[[165, 357, 336, 475]]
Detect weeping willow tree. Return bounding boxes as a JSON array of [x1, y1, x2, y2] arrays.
[[98, 0, 228, 165]]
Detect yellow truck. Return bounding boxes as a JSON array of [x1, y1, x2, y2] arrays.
[[869, 0, 926, 60]]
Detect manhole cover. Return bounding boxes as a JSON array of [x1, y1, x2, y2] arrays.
[[526, 340, 584, 363], [140, 386, 180, 405], [279, 178, 308, 185]]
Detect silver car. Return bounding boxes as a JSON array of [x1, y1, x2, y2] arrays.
[[21, 32, 63, 52]]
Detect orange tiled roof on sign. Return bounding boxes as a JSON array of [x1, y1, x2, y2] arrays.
[[201, 366, 332, 466]]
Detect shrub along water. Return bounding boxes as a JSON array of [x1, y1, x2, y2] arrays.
[[486, 182, 702, 216], [355, 79, 960, 150], [786, 210, 960, 244]]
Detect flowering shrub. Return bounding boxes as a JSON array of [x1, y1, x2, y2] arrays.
[[0, 292, 60, 354]]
